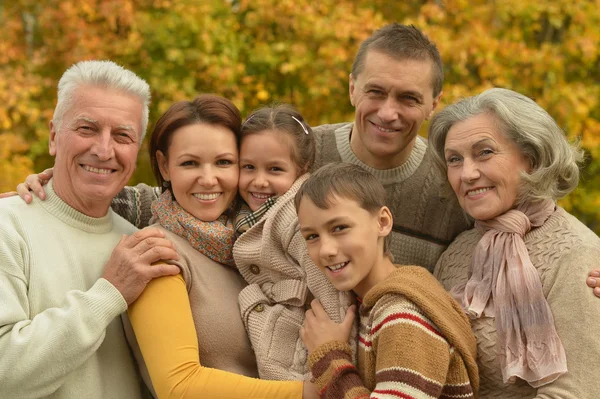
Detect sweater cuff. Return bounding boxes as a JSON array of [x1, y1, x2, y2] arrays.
[[308, 340, 352, 370], [83, 278, 128, 326]]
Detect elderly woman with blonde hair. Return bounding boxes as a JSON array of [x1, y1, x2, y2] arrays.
[[428, 87, 600, 398]]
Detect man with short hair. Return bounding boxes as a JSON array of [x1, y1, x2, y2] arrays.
[[0, 60, 180, 398], [312, 23, 471, 270]]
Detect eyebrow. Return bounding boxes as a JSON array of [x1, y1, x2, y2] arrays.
[[445, 138, 495, 154], [299, 215, 347, 233], [177, 152, 236, 159]]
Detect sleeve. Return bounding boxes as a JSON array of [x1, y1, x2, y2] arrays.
[[309, 296, 452, 399], [111, 183, 160, 228], [534, 245, 600, 399], [0, 222, 127, 397], [128, 273, 303, 399]]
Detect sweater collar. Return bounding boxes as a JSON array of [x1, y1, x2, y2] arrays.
[[334, 122, 426, 186], [39, 179, 114, 234]]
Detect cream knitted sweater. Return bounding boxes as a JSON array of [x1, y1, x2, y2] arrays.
[[312, 123, 472, 272], [0, 180, 143, 398], [434, 206, 600, 398], [233, 174, 354, 381]]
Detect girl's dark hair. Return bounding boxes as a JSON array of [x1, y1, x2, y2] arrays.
[[241, 103, 315, 173], [149, 94, 242, 191]]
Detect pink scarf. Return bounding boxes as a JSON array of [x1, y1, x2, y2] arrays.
[[151, 190, 236, 266], [452, 199, 567, 388]]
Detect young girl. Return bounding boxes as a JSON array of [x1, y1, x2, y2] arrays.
[[233, 104, 354, 380]]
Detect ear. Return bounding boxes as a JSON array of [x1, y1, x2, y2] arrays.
[[377, 206, 393, 237], [156, 150, 170, 182], [349, 73, 356, 107], [49, 120, 57, 156], [427, 90, 443, 120]]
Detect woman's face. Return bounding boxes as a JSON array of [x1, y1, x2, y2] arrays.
[[444, 113, 531, 221], [157, 123, 239, 222]]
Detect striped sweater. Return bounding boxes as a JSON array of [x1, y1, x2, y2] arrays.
[[308, 266, 479, 399]]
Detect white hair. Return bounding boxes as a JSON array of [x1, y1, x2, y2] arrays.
[[428, 88, 584, 202], [52, 60, 151, 142]]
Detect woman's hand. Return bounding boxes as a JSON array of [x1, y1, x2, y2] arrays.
[[301, 299, 356, 354], [586, 270, 600, 298], [16, 168, 53, 203]]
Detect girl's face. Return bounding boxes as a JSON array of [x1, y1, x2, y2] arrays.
[[157, 123, 239, 221], [239, 129, 300, 211]]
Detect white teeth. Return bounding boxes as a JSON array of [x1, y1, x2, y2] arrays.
[[252, 193, 273, 199], [327, 261, 348, 271], [468, 187, 492, 196], [375, 125, 396, 133], [82, 165, 112, 174], [193, 193, 221, 200]]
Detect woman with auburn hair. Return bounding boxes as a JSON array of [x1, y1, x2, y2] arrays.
[[428, 87, 600, 398]]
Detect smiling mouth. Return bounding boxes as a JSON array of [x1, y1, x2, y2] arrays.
[[467, 187, 493, 196], [193, 193, 221, 201], [326, 261, 349, 272], [370, 121, 398, 133], [81, 165, 115, 174], [251, 192, 274, 200]]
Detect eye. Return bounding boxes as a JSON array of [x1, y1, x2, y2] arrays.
[[332, 225, 348, 233], [478, 149, 494, 157], [446, 155, 462, 165], [270, 166, 284, 172], [367, 89, 384, 96], [216, 159, 233, 166], [304, 233, 318, 242], [180, 160, 196, 167], [78, 125, 94, 133], [241, 164, 255, 170]]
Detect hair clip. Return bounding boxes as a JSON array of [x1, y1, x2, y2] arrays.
[[291, 115, 309, 135]]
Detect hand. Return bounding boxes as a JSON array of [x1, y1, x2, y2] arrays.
[[302, 380, 320, 399], [102, 227, 180, 305], [586, 270, 600, 298], [16, 168, 54, 203], [301, 299, 356, 354]]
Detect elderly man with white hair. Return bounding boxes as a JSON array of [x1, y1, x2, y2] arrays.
[[0, 60, 180, 398]]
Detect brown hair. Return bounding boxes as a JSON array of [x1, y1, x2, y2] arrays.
[[240, 103, 315, 174], [351, 23, 443, 98], [294, 162, 393, 259], [149, 94, 242, 191]]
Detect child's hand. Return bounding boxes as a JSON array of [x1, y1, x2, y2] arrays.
[[301, 299, 356, 354], [587, 269, 600, 298]]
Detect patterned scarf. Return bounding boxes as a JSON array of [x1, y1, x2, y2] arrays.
[[151, 190, 236, 266], [452, 199, 567, 388], [234, 197, 278, 236]]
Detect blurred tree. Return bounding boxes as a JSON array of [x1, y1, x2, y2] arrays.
[[1, 0, 599, 231]]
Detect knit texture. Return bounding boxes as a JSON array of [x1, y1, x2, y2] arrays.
[[124, 225, 260, 395], [111, 183, 160, 228], [308, 266, 478, 399], [435, 206, 600, 399], [0, 179, 143, 399], [234, 173, 355, 380], [312, 123, 472, 272]]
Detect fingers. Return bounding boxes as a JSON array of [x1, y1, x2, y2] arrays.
[[342, 304, 356, 329], [0, 191, 18, 200], [138, 243, 180, 264], [309, 299, 328, 318], [25, 173, 48, 200], [122, 228, 166, 249], [16, 183, 33, 203], [148, 262, 181, 279], [587, 276, 600, 288], [595, 287, 600, 298]]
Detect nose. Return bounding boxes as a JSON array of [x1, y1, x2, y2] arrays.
[[90, 130, 115, 161], [377, 97, 400, 123], [461, 158, 480, 182], [252, 171, 269, 188], [319, 235, 338, 259], [197, 165, 218, 187]]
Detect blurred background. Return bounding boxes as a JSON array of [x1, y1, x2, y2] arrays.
[[1, 0, 599, 231]]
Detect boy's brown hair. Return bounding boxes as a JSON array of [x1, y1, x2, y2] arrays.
[[294, 162, 393, 259]]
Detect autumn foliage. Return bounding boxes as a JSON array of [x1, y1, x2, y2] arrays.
[[1, 0, 599, 230]]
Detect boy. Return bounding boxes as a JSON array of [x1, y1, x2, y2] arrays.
[[294, 162, 479, 399]]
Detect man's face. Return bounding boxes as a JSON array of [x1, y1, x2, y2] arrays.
[[49, 85, 143, 216], [349, 51, 442, 169]]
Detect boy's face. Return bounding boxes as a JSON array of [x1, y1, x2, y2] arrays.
[[298, 194, 392, 298]]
